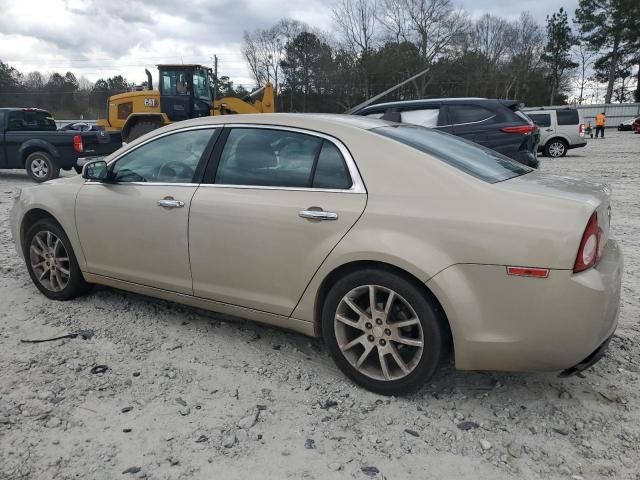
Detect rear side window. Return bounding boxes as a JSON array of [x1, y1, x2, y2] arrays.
[[528, 113, 551, 127], [371, 124, 532, 183], [215, 128, 352, 189], [400, 108, 440, 127], [557, 110, 579, 125], [447, 105, 496, 125]]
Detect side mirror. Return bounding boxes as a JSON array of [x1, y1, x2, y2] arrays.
[[82, 160, 108, 181]]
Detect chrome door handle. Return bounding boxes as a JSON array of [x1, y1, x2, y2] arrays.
[[299, 209, 338, 220], [157, 198, 185, 208]]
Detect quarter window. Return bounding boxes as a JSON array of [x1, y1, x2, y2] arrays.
[[556, 110, 579, 125], [110, 128, 214, 183], [7, 110, 57, 131], [447, 105, 496, 125], [215, 128, 352, 189]]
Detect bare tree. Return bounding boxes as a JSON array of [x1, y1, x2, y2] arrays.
[[332, 0, 380, 53], [572, 40, 598, 104], [379, 0, 410, 43]]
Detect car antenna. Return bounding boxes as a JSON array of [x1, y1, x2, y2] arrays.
[[345, 66, 431, 114]]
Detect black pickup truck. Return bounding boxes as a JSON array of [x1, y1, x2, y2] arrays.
[[0, 108, 122, 182]]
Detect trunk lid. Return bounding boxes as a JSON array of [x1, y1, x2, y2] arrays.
[[501, 171, 612, 241]]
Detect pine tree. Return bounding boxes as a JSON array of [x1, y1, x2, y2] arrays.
[[542, 8, 578, 105]]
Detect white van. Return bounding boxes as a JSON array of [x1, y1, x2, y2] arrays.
[[524, 108, 586, 158]]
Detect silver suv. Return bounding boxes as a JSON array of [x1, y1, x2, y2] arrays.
[[524, 108, 586, 158]]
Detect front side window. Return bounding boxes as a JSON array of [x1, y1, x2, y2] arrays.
[[372, 124, 532, 183], [400, 108, 440, 127], [528, 113, 551, 128], [110, 128, 214, 183], [447, 105, 496, 125], [215, 128, 352, 189]]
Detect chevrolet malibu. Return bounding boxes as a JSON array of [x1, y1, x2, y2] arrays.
[[10, 114, 623, 395]]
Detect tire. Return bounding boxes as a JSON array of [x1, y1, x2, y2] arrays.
[[544, 139, 568, 158], [24, 218, 89, 301], [25, 151, 60, 183], [322, 268, 445, 395], [127, 120, 160, 142]]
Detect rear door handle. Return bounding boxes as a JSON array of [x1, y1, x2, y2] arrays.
[[299, 209, 338, 220], [157, 198, 185, 209]]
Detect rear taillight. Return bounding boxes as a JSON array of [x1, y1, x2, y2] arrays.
[[579, 123, 585, 137], [73, 134, 83, 153], [501, 125, 537, 135], [574, 213, 603, 273]]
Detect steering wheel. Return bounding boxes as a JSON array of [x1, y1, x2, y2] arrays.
[[157, 161, 194, 182]]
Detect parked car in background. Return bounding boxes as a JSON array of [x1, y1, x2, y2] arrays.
[[352, 98, 540, 168], [525, 108, 586, 158], [0, 108, 122, 182], [617, 117, 638, 131], [11, 114, 622, 394], [634, 118, 640, 134], [59, 122, 97, 132]]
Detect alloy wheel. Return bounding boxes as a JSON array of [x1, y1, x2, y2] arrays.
[[29, 231, 71, 292], [548, 142, 565, 157], [30, 157, 49, 179], [334, 285, 424, 381]]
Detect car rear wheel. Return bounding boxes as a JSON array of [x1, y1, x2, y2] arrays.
[[322, 268, 444, 395], [25, 151, 60, 183], [544, 139, 568, 158], [25, 218, 89, 300]]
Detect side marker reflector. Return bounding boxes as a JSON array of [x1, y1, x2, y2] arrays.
[[506, 266, 550, 278]]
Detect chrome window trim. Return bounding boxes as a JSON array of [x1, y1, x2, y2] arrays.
[[86, 123, 367, 194], [441, 115, 497, 128], [105, 125, 218, 167], [210, 124, 366, 194]]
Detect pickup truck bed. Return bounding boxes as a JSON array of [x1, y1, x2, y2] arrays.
[[0, 108, 122, 182]]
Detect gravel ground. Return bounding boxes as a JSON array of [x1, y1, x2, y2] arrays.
[[1, 131, 639, 480]]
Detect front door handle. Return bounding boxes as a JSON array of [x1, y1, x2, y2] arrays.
[[299, 209, 338, 220], [157, 198, 185, 209]]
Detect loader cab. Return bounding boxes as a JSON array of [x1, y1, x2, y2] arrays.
[[158, 65, 212, 122]]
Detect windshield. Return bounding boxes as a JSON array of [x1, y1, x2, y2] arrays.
[[371, 124, 532, 183], [193, 68, 211, 101]]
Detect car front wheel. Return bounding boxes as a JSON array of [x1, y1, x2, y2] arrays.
[[322, 268, 445, 395], [544, 139, 568, 158], [24, 218, 89, 300]]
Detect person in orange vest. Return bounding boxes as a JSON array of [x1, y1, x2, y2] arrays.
[[595, 112, 606, 138]]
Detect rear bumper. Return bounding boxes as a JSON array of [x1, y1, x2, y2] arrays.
[[559, 334, 612, 377], [568, 142, 587, 150], [426, 238, 623, 372]]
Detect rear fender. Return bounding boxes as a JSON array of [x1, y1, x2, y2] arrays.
[[18, 140, 60, 166]]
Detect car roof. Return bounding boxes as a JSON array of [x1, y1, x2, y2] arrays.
[[121, 113, 395, 151], [0, 107, 51, 113], [355, 97, 514, 113]]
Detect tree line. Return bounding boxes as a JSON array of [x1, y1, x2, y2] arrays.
[[243, 0, 640, 112], [1, 0, 638, 118]]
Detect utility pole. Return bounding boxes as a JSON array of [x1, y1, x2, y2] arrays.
[[213, 54, 218, 103]]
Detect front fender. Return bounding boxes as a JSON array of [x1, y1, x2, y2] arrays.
[[13, 177, 86, 269]]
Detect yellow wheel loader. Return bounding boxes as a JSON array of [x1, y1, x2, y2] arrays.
[[97, 64, 274, 142]]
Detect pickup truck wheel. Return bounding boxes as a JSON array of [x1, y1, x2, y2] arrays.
[[26, 151, 60, 183], [128, 121, 160, 142]]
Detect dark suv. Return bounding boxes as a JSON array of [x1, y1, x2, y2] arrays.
[[352, 98, 540, 168]]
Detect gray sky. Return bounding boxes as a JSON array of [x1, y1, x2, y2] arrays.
[[0, 0, 579, 88]]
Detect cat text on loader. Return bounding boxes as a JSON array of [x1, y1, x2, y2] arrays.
[[96, 64, 275, 142]]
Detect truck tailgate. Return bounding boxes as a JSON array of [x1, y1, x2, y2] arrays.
[[82, 130, 123, 156]]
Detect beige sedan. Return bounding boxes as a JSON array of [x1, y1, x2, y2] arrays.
[[10, 114, 622, 395]]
